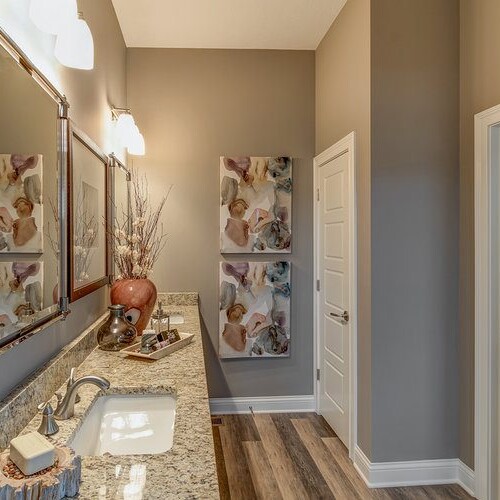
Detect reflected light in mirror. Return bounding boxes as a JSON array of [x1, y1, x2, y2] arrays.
[[29, 0, 77, 35], [54, 12, 94, 70]]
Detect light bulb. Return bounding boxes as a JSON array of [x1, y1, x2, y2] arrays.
[[54, 13, 94, 70], [29, 0, 78, 35], [128, 126, 146, 156], [115, 114, 136, 148]]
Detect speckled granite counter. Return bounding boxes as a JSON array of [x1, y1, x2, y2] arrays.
[[19, 293, 219, 499]]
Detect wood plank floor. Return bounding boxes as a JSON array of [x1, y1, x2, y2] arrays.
[[212, 413, 473, 500]]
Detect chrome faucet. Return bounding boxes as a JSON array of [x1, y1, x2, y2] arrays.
[[54, 373, 110, 420]]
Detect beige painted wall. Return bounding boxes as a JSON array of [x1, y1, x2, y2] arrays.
[[459, 0, 500, 468], [0, 0, 126, 400], [371, 0, 460, 462], [315, 0, 372, 458], [127, 48, 315, 397]]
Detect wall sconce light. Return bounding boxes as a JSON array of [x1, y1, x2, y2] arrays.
[[54, 12, 94, 70], [29, 0, 77, 35], [112, 107, 146, 156], [29, 0, 94, 70]]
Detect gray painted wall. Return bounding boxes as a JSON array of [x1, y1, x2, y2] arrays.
[[315, 0, 372, 459], [371, 0, 460, 461], [127, 48, 315, 398], [459, 0, 500, 468], [0, 0, 126, 401]]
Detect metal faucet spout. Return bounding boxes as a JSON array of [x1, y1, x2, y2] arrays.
[[54, 374, 110, 420]]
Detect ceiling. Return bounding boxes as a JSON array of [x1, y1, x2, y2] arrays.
[[111, 0, 347, 50]]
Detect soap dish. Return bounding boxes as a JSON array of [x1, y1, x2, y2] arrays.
[[0, 444, 81, 499], [122, 332, 195, 360]]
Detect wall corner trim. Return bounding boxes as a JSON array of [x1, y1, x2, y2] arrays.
[[209, 395, 315, 415], [353, 446, 475, 496]]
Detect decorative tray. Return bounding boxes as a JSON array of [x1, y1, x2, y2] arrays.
[[122, 332, 194, 360]]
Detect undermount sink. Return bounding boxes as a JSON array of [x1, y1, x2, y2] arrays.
[[69, 394, 176, 456]]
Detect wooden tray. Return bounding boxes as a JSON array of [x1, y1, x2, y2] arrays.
[[122, 332, 194, 360]]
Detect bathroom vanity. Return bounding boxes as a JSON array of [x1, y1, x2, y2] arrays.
[[0, 293, 219, 499]]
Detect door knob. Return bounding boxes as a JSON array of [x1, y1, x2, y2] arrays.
[[330, 310, 349, 323]]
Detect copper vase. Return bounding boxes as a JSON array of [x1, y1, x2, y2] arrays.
[[110, 278, 157, 335]]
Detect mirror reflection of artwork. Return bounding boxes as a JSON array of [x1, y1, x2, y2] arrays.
[[0, 262, 43, 326], [74, 180, 98, 284], [82, 181, 99, 248], [0, 154, 43, 253], [220, 157, 292, 253], [219, 261, 291, 358]]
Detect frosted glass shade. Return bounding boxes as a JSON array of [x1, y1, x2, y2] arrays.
[[115, 114, 137, 148], [29, 0, 78, 35], [128, 126, 146, 156], [54, 17, 94, 70]]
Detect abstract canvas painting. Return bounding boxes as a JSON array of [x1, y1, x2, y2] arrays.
[[0, 262, 43, 327], [220, 157, 292, 253], [219, 261, 291, 358], [0, 154, 43, 253]]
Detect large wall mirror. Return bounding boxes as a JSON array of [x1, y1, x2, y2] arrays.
[[0, 31, 68, 349], [68, 124, 110, 301]]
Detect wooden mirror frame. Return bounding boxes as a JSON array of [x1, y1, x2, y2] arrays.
[[66, 121, 111, 302]]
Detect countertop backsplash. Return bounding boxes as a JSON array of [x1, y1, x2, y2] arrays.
[[0, 315, 104, 450]]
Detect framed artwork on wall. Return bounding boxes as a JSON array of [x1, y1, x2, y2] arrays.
[[219, 261, 291, 359], [220, 156, 292, 253], [0, 154, 43, 253]]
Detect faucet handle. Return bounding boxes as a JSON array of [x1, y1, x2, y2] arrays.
[[67, 367, 81, 403], [37, 401, 59, 436]]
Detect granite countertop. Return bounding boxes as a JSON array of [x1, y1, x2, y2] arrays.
[[20, 294, 219, 499]]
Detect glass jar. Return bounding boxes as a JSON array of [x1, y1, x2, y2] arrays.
[[150, 301, 170, 335], [97, 304, 137, 351]]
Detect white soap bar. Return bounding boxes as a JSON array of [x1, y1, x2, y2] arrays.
[[10, 431, 55, 476]]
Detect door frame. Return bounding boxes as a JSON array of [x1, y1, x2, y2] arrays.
[[313, 131, 358, 458], [475, 104, 500, 500]]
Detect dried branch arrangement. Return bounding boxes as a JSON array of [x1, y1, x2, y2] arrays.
[[110, 169, 170, 280]]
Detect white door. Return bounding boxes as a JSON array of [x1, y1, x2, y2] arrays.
[[475, 106, 500, 500], [317, 146, 352, 448]]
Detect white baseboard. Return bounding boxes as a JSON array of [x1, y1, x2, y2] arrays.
[[457, 461, 476, 497], [209, 395, 315, 415], [353, 446, 475, 496]]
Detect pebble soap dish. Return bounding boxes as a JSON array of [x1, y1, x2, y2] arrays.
[[122, 332, 195, 360], [0, 444, 81, 499]]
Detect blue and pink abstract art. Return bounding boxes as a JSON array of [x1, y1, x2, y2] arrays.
[[220, 156, 292, 253], [219, 261, 291, 359]]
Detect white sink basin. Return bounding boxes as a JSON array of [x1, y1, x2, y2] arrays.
[[69, 394, 176, 456]]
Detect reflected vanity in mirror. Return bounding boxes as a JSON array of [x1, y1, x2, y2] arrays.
[[68, 124, 110, 301], [0, 30, 68, 349]]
